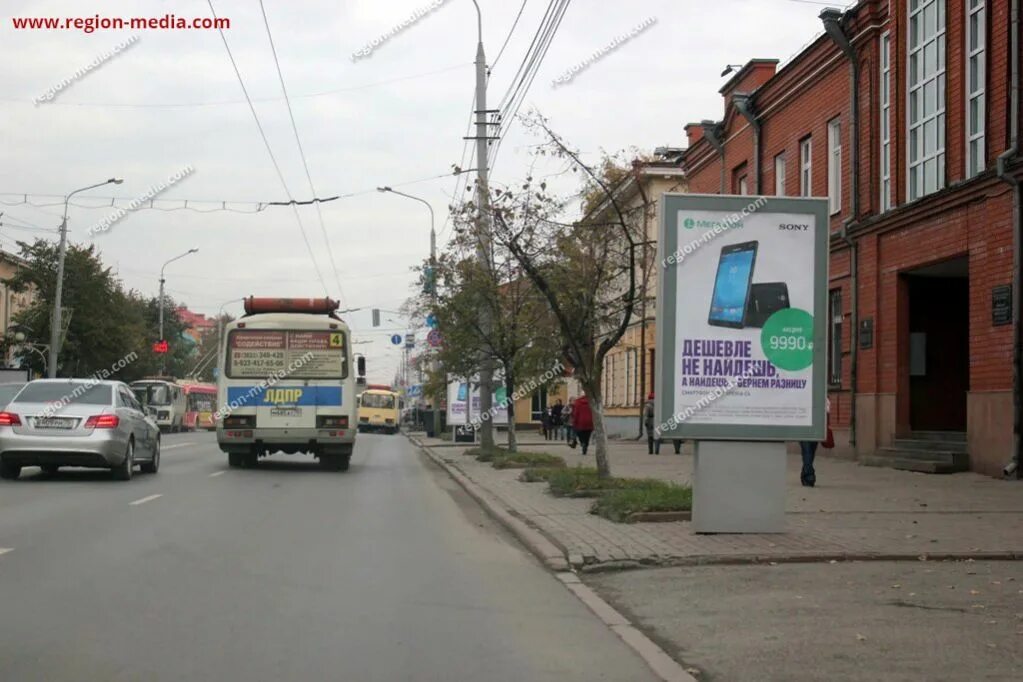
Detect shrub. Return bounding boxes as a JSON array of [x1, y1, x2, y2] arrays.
[[520, 466, 595, 482], [467, 446, 510, 462], [547, 468, 668, 498], [590, 484, 694, 523], [492, 452, 566, 470]]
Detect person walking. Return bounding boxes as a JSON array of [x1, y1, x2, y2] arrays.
[[799, 398, 832, 487], [563, 399, 575, 447], [643, 392, 660, 455], [551, 399, 564, 440], [572, 394, 594, 455], [540, 407, 552, 441]]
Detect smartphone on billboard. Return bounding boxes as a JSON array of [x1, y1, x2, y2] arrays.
[[457, 383, 468, 401], [708, 241, 758, 328], [745, 282, 790, 328]]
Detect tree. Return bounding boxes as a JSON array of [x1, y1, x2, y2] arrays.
[[1, 238, 194, 380], [419, 205, 562, 452], [488, 116, 648, 478]]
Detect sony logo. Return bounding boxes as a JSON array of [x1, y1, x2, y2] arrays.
[[779, 223, 810, 231]]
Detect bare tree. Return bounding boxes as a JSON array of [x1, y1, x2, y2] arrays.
[[488, 116, 647, 478]]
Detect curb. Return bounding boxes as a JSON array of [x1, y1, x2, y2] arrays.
[[409, 435, 569, 572], [557, 572, 698, 682], [408, 434, 696, 681]]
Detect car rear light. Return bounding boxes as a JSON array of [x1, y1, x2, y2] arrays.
[[85, 414, 119, 429], [317, 415, 349, 428], [384, 418, 394, 424], [224, 415, 254, 428], [0, 411, 21, 426]]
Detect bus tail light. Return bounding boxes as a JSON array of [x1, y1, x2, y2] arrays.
[[224, 415, 254, 428], [317, 415, 348, 429]]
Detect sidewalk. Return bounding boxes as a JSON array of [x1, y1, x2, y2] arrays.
[[409, 432, 1023, 570]]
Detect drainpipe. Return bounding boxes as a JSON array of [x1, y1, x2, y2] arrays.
[[732, 93, 761, 194], [701, 119, 726, 193], [821, 7, 861, 447], [997, 0, 1020, 478]]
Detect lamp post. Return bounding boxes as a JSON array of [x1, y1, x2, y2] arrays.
[[158, 248, 199, 374], [377, 186, 441, 437], [12, 331, 48, 376], [49, 177, 123, 377]]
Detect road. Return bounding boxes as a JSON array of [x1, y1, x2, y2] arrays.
[[0, 432, 658, 682]]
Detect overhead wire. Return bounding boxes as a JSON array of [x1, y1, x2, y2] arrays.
[[206, 0, 329, 297], [258, 0, 346, 306], [491, 0, 572, 172]]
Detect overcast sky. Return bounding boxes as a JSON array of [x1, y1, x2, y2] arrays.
[[0, 0, 840, 383]]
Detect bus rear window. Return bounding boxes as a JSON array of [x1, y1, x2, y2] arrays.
[[226, 330, 347, 380], [361, 393, 395, 409]]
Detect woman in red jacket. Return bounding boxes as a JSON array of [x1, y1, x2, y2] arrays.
[[571, 395, 594, 456]]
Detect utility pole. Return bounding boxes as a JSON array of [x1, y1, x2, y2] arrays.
[[49, 178, 122, 378], [471, 0, 496, 449]]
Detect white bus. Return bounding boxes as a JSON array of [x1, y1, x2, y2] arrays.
[[130, 378, 186, 432], [216, 297, 360, 471]]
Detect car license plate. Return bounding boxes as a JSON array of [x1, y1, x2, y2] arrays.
[[270, 407, 301, 418], [34, 417, 75, 429]]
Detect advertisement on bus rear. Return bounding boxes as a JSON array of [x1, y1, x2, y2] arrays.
[[227, 330, 347, 379]]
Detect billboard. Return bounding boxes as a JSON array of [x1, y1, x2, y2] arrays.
[[227, 330, 346, 379], [655, 194, 828, 441], [446, 376, 509, 426]]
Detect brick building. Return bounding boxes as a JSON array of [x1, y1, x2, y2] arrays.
[[679, 0, 1021, 476]]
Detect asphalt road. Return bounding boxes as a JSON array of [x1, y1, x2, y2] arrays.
[[0, 432, 657, 682]]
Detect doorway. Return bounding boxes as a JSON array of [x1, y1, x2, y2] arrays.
[[905, 258, 969, 432]]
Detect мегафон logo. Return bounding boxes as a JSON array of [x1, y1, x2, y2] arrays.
[[683, 216, 744, 229]]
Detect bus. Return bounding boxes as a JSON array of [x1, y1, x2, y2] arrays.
[[181, 382, 217, 431], [130, 378, 186, 432], [357, 385, 400, 434], [216, 297, 358, 471]]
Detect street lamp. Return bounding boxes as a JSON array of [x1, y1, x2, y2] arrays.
[[48, 177, 123, 377], [12, 331, 48, 376], [377, 186, 442, 437], [158, 248, 199, 373]]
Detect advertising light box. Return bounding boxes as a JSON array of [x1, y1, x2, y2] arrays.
[[655, 194, 828, 441]]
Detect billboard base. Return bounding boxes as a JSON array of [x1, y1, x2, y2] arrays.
[[692, 440, 786, 533]]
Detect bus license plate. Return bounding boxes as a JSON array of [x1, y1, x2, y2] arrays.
[[270, 407, 301, 418]]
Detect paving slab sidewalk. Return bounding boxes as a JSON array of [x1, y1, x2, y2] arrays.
[[410, 432, 1023, 569]]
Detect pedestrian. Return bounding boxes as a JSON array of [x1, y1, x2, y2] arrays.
[[643, 392, 660, 455], [551, 399, 564, 440], [799, 398, 832, 487], [540, 407, 552, 441], [572, 394, 594, 455], [563, 399, 575, 447]]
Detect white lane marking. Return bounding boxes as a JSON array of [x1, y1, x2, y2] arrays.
[[208, 471, 226, 478], [0, 548, 13, 557], [129, 494, 163, 506], [162, 443, 193, 450]]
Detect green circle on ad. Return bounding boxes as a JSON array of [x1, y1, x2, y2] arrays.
[[760, 308, 814, 371]]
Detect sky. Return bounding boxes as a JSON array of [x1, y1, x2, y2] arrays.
[[0, 0, 842, 383]]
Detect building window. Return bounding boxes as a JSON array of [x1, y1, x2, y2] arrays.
[[800, 137, 812, 197], [829, 289, 842, 385], [907, 0, 946, 201], [828, 118, 842, 214], [738, 175, 748, 195], [880, 31, 893, 211], [966, 0, 986, 177], [530, 389, 548, 421], [774, 153, 786, 196], [624, 350, 633, 407]]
